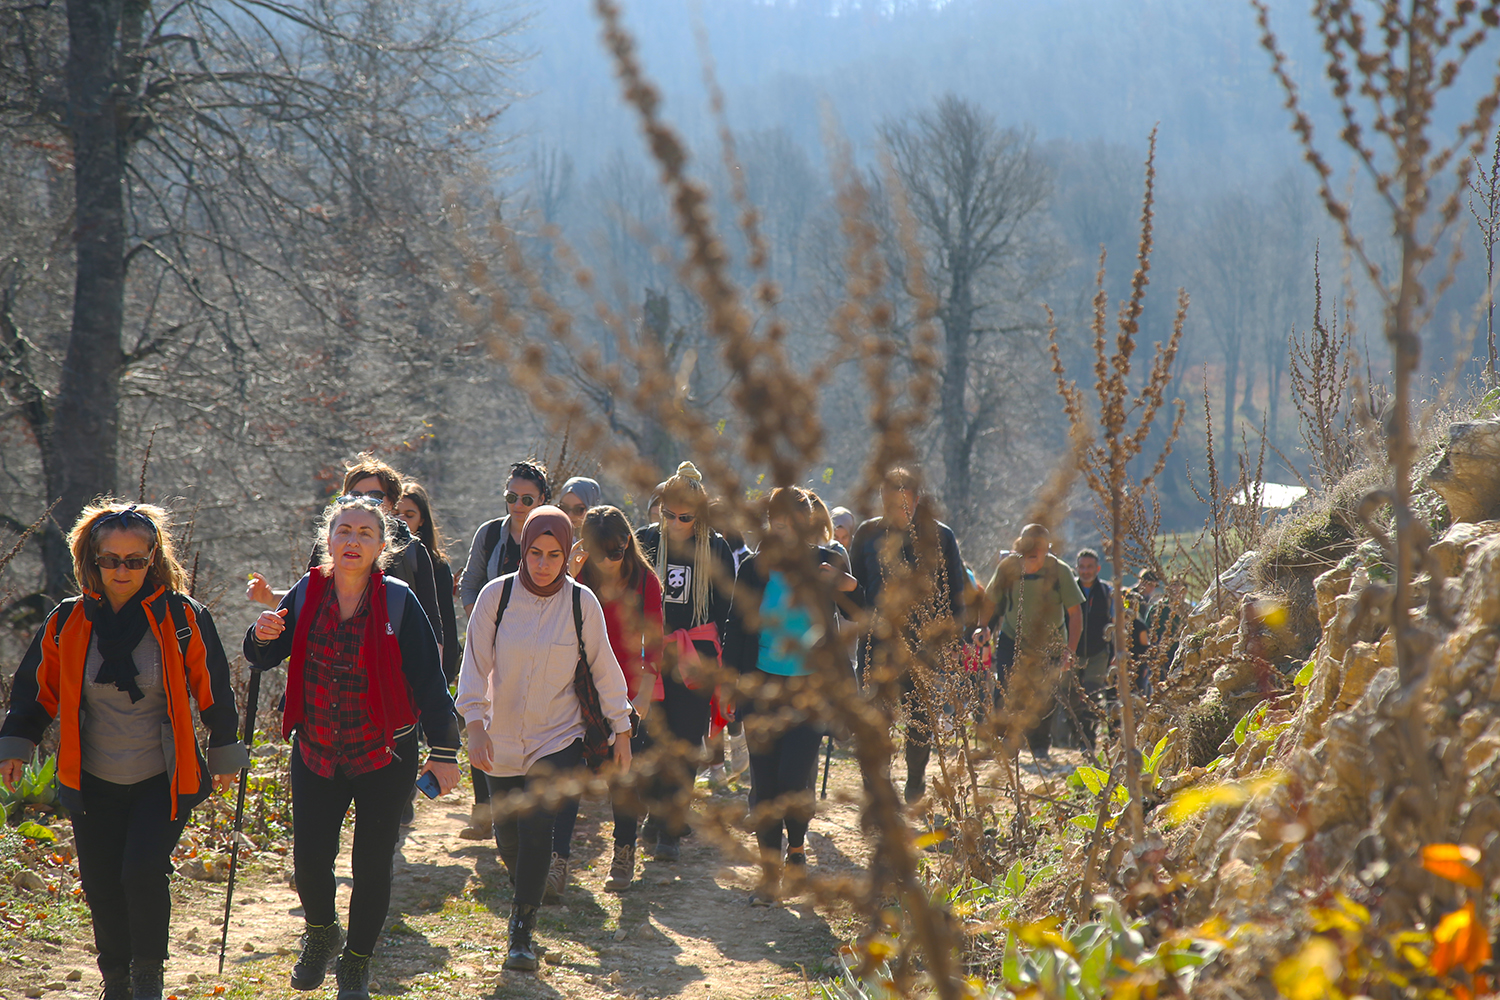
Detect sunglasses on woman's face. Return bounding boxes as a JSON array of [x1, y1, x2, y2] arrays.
[[660, 509, 695, 525], [346, 489, 387, 502], [560, 502, 588, 517], [97, 552, 153, 571], [505, 491, 540, 507]]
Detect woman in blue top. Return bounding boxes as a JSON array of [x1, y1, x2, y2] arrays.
[[724, 486, 854, 905]]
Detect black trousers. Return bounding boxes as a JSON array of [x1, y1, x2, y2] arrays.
[[994, 632, 1060, 754], [72, 770, 190, 979], [746, 720, 822, 853], [290, 733, 419, 955], [486, 740, 584, 907], [647, 677, 711, 845], [610, 727, 653, 846]]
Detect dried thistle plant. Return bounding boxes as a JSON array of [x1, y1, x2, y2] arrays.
[[1048, 127, 1187, 842], [1289, 249, 1356, 487]]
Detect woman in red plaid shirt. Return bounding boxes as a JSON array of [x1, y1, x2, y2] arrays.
[[245, 496, 459, 1000]]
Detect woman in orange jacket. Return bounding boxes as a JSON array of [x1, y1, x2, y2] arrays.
[[0, 501, 249, 1000]]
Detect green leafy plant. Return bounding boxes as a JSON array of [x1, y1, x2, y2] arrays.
[[0, 752, 60, 824]]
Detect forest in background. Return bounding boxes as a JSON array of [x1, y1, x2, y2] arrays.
[[0, 0, 1495, 623]]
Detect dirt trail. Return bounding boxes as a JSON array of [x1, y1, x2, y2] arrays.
[[5, 753, 875, 1000], [3, 745, 1090, 1000]]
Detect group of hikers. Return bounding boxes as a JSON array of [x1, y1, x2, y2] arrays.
[[0, 454, 1184, 1000]]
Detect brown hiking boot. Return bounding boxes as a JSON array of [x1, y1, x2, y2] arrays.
[[543, 852, 569, 901], [604, 843, 635, 892], [458, 802, 492, 841]]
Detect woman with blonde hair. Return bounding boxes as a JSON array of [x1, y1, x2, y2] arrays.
[[634, 461, 738, 860], [245, 496, 459, 1000], [0, 501, 248, 1000]]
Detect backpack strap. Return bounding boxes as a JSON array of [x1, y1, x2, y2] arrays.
[[386, 581, 407, 639], [290, 576, 310, 622], [163, 593, 194, 658], [572, 581, 586, 658], [481, 519, 506, 578], [491, 577, 514, 647], [50, 598, 79, 645]]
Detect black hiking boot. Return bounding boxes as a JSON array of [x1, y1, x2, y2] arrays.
[[98, 970, 131, 1000], [290, 921, 343, 990], [504, 903, 540, 971], [334, 949, 372, 1000], [130, 963, 164, 1000]]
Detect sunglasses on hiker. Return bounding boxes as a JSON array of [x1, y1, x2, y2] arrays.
[[660, 509, 696, 525], [505, 491, 540, 507], [345, 489, 387, 502], [560, 502, 588, 517], [96, 552, 154, 571], [335, 494, 385, 508]]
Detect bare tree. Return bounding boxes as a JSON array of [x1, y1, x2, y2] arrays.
[[0, 0, 522, 597], [880, 94, 1060, 536]]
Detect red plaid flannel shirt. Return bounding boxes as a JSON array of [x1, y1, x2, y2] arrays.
[[297, 584, 393, 778]]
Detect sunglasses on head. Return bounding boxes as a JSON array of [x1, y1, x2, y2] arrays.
[[660, 508, 696, 525], [96, 505, 159, 538], [336, 493, 384, 507], [505, 491, 540, 507], [96, 552, 153, 571]]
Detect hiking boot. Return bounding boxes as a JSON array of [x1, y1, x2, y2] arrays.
[[504, 903, 540, 971], [651, 836, 681, 862], [727, 731, 749, 778], [903, 776, 926, 804], [637, 816, 661, 850], [98, 971, 131, 1000], [290, 921, 343, 990], [458, 802, 492, 840], [604, 843, 635, 892], [334, 949, 371, 1000], [543, 852, 569, 901], [130, 964, 164, 1000], [749, 865, 780, 907], [784, 846, 807, 867]]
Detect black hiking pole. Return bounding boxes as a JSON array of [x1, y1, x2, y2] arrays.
[[218, 668, 262, 975], [820, 732, 833, 800]]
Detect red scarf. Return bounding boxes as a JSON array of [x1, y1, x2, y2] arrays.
[[282, 568, 416, 744]]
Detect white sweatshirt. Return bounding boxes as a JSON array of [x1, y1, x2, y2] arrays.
[[456, 573, 632, 776]]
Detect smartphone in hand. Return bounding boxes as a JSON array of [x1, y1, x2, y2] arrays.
[[415, 770, 441, 799]]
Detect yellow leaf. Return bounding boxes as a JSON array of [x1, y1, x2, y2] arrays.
[[1422, 843, 1484, 889], [1166, 771, 1287, 823], [913, 829, 949, 849], [1271, 937, 1341, 1000], [1333, 892, 1370, 926]]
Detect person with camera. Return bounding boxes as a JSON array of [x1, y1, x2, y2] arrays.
[[0, 501, 248, 1000], [244, 496, 459, 1000]]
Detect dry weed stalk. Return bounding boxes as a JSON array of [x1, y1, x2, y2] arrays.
[[1290, 250, 1357, 486], [1472, 124, 1500, 384], [438, 4, 1001, 993], [1048, 128, 1186, 843]]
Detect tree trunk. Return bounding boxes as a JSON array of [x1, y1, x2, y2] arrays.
[[941, 273, 972, 534], [44, 0, 128, 597]]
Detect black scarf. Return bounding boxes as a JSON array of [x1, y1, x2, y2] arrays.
[[93, 590, 151, 703]]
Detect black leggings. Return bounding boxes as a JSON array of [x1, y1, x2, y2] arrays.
[[643, 677, 711, 845], [486, 740, 583, 907], [746, 720, 822, 854], [72, 771, 190, 979], [610, 727, 653, 846], [290, 734, 419, 954]]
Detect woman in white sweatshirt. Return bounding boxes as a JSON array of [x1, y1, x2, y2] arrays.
[[456, 505, 633, 971]]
